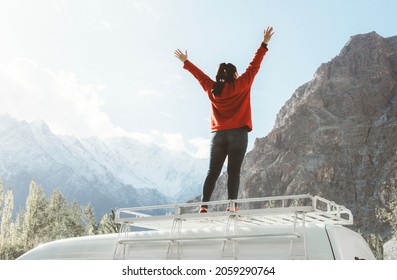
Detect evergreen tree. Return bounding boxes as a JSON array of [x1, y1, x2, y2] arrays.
[[0, 180, 3, 220], [22, 180, 49, 251], [11, 208, 26, 259], [46, 190, 69, 241], [98, 209, 120, 234], [0, 188, 14, 259], [0, 183, 25, 260], [65, 200, 85, 237], [82, 203, 97, 235]]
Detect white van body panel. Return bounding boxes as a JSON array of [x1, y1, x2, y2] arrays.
[[325, 225, 376, 260], [18, 233, 119, 260], [18, 224, 375, 260], [17, 195, 376, 260]]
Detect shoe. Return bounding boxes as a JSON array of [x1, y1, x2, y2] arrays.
[[199, 207, 208, 213], [226, 207, 239, 212]]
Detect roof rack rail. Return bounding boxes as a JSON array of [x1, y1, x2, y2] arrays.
[[115, 194, 353, 230]]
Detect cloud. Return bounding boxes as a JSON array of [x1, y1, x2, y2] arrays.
[[129, 130, 209, 158], [137, 88, 164, 98], [0, 58, 126, 139], [99, 19, 114, 31], [189, 137, 210, 158], [160, 133, 210, 159], [0, 57, 210, 158], [128, 0, 161, 19], [160, 132, 186, 152]]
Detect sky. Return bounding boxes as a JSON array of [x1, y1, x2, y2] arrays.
[[0, 0, 396, 158]]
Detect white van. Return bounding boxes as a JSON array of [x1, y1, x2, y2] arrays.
[[17, 195, 376, 260]]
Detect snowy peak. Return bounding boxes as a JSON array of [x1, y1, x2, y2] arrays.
[[0, 114, 207, 217]]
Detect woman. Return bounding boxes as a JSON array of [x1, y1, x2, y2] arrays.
[[174, 26, 274, 213]]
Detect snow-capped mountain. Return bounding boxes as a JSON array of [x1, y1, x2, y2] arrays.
[[0, 114, 208, 217]]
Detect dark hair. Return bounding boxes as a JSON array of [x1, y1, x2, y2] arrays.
[[211, 63, 237, 96]]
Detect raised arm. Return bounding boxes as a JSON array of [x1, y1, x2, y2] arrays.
[[174, 48, 214, 93], [236, 26, 274, 87]]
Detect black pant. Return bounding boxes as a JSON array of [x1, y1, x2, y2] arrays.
[[201, 127, 248, 206]]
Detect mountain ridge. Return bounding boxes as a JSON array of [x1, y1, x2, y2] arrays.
[[0, 114, 207, 217]]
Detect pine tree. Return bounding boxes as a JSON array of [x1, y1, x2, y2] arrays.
[[82, 203, 97, 235], [0, 188, 14, 259], [10, 208, 26, 259], [98, 209, 120, 234], [65, 200, 85, 237], [0, 180, 3, 221], [46, 190, 69, 241], [22, 180, 49, 251]]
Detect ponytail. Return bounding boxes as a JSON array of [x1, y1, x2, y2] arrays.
[[211, 63, 237, 96]]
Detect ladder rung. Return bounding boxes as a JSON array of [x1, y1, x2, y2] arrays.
[[117, 232, 300, 244]]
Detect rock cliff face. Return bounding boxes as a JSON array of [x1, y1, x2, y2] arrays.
[[213, 32, 397, 237]]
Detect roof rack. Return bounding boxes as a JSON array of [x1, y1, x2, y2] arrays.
[[113, 194, 353, 259], [115, 194, 353, 229]]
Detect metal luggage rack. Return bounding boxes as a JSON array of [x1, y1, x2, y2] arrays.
[[115, 194, 353, 230], [113, 194, 353, 259]]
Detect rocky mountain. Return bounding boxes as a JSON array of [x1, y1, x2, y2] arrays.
[[213, 32, 397, 238], [0, 114, 207, 217]]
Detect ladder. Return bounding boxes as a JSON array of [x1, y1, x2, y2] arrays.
[[113, 194, 353, 259]]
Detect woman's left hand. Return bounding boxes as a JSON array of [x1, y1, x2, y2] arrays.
[[174, 49, 188, 62]]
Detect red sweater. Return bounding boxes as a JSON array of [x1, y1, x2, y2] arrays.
[[183, 43, 268, 132]]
